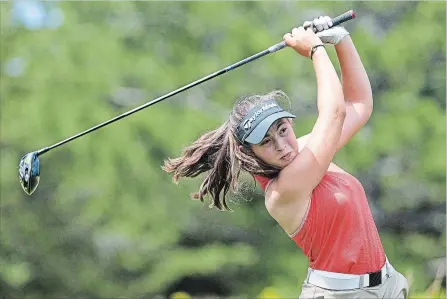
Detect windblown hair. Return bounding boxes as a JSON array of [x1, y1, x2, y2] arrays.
[[162, 90, 292, 211]]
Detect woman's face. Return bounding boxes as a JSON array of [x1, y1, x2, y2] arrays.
[[250, 118, 299, 169]]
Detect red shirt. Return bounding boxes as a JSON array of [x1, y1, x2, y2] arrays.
[[255, 171, 386, 274]]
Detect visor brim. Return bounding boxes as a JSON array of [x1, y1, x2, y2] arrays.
[[244, 111, 296, 144]]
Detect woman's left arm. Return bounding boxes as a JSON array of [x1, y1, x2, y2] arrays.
[[298, 18, 373, 151], [333, 35, 373, 150]]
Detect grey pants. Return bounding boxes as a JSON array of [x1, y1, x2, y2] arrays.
[[298, 269, 409, 299]]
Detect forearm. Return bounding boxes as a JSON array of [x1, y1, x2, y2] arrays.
[[335, 36, 373, 108], [312, 47, 345, 115]]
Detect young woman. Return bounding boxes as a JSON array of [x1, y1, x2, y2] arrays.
[[163, 16, 409, 299]]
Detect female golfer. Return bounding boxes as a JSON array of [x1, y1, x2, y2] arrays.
[[163, 16, 409, 298]]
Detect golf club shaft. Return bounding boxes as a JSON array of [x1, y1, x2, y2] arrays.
[[36, 10, 355, 156]]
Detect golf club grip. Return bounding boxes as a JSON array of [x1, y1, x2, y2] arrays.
[[268, 10, 356, 53], [331, 10, 356, 26]]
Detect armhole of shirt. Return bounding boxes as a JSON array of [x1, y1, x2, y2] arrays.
[[264, 178, 311, 239], [288, 196, 312, 238]]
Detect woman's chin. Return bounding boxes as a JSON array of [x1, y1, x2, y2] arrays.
[[280, 152, 297, 168]]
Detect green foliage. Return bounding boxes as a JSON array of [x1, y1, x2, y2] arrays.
[[1, 1, 445, 298]]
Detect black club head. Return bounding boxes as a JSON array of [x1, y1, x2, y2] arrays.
[[18, 152, 40, 195]]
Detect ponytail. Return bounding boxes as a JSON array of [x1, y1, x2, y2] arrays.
[[162, 121, 238, 211]]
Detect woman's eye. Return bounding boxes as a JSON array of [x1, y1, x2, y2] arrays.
[[280, 127, 287, 134], [261, 139, 270, 145]]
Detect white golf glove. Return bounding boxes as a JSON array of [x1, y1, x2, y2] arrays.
[[304, 16, 349, 45]]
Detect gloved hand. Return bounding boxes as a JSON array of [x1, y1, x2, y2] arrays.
[[303, 16, 349, 45]]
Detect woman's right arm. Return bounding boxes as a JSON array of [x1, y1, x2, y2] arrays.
[[276, 27, 345, 198]]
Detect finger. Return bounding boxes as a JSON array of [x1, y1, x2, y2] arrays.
[[283, 32, 292, 40], [303, 21, 312, 30], [305, 26, 314, 33], [324, 16, 333, 28], [291, 27, 299, 36], [306, 19, 316, 33], [321, 16, 329, 30], [283, 32, 295, 46], [313, 17, 324, 32]]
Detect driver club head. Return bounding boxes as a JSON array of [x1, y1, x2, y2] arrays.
[[18, 151, 40, 195]]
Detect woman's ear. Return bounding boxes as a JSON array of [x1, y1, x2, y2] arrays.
[[239, 144, 252, 154]]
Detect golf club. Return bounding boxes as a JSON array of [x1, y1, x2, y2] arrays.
[[18, 10, 356, 195]]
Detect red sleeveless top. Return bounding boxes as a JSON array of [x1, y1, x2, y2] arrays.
[[254, 171, 386, 274]]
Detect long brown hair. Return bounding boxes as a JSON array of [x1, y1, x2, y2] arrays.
[[162, 90, 292, 211]]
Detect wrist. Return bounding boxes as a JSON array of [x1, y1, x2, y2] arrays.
[[310, 44, 326, 60], [334, 35, 352, 50]]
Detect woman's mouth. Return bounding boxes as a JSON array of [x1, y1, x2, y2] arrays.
[[280, 152, 292, 161]]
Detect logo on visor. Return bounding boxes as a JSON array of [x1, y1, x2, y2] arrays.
[[243, 103, 278, 130]]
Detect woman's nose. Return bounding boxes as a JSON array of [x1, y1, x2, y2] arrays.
[[275, 140, 286, 151]]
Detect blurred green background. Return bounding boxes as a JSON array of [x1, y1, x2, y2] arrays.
[[1, 1, 446, 298]]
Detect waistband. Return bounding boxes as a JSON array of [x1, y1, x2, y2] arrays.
[[305, 257, 395, 291]]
